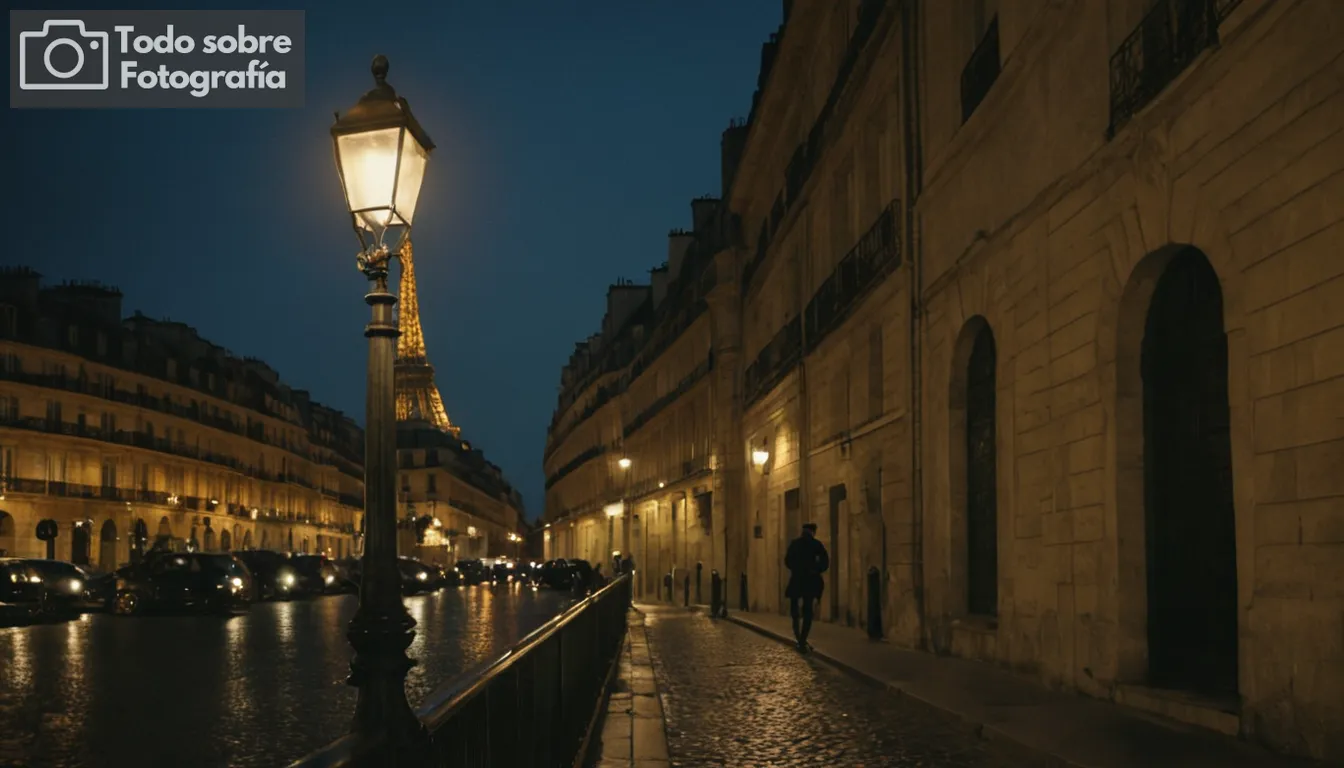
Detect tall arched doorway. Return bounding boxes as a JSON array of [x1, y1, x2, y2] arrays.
[[71, 521, 92, 565], [965, 322, 998, 617], [287, 529, 294, 552], [131, 519, 149, 563], [243, 529, 253, 550], [220, 529, 232, 551], [203, 526, 216, 552], [1141, 247, 1238, 695], [0, 510, 14, 556], [99, 520, 118, 571], [261, 529, 270, 549]]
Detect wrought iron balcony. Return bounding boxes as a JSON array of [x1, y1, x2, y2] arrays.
[[623, 353, 714, 438], [803, 200, 901, 352], [1109, 0, 1228, 136], [743, 316, 803, 407]]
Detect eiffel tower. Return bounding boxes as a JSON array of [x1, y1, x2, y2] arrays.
[[395, 238, 459, 436]]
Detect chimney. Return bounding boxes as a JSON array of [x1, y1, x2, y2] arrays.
[[691, 196, 720, 235], [667, 231, 695, 282], [650, 264, 670, 308], [721, 121, 749, 198]]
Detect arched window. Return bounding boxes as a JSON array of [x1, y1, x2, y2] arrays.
[[965, 323, 998, 617]]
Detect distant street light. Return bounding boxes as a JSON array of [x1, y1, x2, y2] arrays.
[[330, 54, 434, 751], [618, 457, 632, 470]]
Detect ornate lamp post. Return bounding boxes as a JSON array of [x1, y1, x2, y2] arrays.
[[330, 54, 433, 752]]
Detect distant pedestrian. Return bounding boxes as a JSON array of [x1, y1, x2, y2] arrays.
[[784, 522, 829, 653], [619, 553, 634, 575]]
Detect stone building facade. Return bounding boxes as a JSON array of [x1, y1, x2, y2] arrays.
[[543, 0, 1344, 759], [395, 425, 527, 565], [0, 269, 364, 569]]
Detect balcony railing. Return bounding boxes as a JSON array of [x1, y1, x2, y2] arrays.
[[743, 317, 802, 407], [0, 416, 359, 509], [961, 16, 1000, 123], [803, 200, 901, 352], [741, 0, 891, 297], [0, 366, 364, 477], [544, 444, 608, 491], [1108, 0, 1223, 136], [623, 353, 714, 439], [290, 575, 631, 768]]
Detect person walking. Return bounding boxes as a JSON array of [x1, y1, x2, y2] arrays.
[[784, 522, 829, 653]]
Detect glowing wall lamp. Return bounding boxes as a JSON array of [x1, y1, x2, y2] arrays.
[[617, 457, 632, 470], [751, 447, 771, 469]]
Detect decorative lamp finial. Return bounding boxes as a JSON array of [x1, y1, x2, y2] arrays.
[[371, 55, 389, 84]]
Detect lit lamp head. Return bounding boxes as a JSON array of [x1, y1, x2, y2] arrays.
[[751, 448, 770, 468], [331, 54, 435, 262], [617, 457, 632, 470]]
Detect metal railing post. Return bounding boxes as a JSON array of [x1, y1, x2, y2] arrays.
[[683, 573, 690, 607]]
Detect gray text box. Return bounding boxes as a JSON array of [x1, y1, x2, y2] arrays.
[[10, 10, 305, 108]]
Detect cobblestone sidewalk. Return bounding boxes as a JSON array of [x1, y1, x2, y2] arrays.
[[639, 604, 1040, 768], [590, 611, 671, 767]]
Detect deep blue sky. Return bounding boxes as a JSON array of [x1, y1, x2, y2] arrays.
[[4, 1, 779, 519]]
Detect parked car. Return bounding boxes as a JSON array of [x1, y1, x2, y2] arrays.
[[455, 559, 488, 586], [291, 554, 340, 596], [235, 550, 300, 601], [397, 557, 435, 595], [328, 558, 360, 593], [112, 552, 253, 616], [0, 558, 45, 624], [24, 559, 100, 616], [537, 559, 596, 592]]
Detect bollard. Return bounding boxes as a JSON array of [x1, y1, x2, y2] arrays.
[[683, 573, 690, 607], [867, 566, 882, 640], [695, 561, 703, 604], [739, 573, 748, 612], [710, 570, 721, 618], [663, 572, 673, 603]]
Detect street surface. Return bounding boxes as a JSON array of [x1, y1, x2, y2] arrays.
[[643, 607, 1037, 767], [0, 585, 570, 768]]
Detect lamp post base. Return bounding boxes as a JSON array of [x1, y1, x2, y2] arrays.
[[347, 609, 428, 756]]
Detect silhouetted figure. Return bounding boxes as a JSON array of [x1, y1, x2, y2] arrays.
[[784, 522, 829, 652], [619, 554, 634, 575]]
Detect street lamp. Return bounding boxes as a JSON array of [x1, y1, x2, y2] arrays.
[[331, 54, 433, 752], [618, 457, 632, 470]]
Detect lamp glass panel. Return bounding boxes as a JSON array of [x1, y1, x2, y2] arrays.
[[336, 127, 401, 228], [393, 130, 429, 226]]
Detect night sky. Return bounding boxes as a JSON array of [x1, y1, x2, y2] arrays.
[[4, 1, 779, 518]]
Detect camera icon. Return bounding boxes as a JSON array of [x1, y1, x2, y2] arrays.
[[18, 19, 110, 91]]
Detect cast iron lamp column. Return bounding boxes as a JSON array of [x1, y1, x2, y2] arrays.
[[330, 54, 434, 754]]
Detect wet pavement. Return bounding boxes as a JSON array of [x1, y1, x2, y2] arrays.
[[642, 606, 1038, 768], [0, 585, 571, 768]]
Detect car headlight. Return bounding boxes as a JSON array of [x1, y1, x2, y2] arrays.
[[280, 572, 296, 587], [29, 576, 41, 584], [415, 571, 428, 581], [230, 577, 243, 588], [324, 574, 335, 585], [69, 579, 83, 593]]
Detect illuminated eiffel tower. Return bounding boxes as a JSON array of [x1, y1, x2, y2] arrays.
[[395, 239, 459, 436]]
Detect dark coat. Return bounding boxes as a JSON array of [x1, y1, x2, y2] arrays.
[[784, 535, 829, 599]]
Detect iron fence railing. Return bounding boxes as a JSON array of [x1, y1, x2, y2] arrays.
[[290, 574, 633, 768]]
